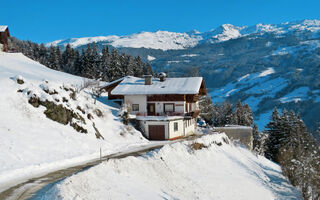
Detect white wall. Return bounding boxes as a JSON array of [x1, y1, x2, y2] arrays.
[[139, 119, 186, 140], [148, 101, 186, 115], [169, 119, 184, 139], [124, 95, 147, 114], [141, 121, 169, 139], [184, 118, 195, 136]]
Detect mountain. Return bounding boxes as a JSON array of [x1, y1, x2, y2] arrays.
[[47, 20, 320, 50], [46, 30, 200, 51], [47, 19, 320, 134]]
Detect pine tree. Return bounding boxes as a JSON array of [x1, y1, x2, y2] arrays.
[[38, 43, 48, 66], [106, 49, 123, 81], [220, 101, 234, 126], [199, 95, 216, 124], [56, 46, 62, 68], [252, 123, 260, 151], [242, 103, 253, 126], [133, 56, 144, 77], [48, 46, 60, 70], [252, 123, 268, 156], [73, 50, 82, 75], [143, 63, 154, 76], [101, 46, 111, 81], [265, 107, 282, 161], [62, 44, 75, 73]]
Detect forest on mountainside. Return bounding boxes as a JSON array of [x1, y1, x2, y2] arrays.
[[7, 37, 153, 82]]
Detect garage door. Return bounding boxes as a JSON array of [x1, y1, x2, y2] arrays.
[[148, 125, 165, 140]]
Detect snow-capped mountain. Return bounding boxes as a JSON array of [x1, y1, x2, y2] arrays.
[[47, 30, 201, 50], [47, 19, 320, 50]]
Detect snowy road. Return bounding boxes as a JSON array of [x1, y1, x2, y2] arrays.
[[0, 143, 167, 200]]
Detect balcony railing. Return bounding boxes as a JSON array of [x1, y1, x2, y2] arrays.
[[134, 110, 200, 118]]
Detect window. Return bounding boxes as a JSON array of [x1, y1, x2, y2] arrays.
[[174, 122, 178, 131], [164, 103, 174, 113], [132, 104, 139, 111]]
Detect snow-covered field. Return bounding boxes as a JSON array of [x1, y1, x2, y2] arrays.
[[0, 52, 155, 192], [41, 134, 301, 200]]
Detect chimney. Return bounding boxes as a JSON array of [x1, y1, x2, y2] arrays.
[[144, 75, 152, 85], [159, 72, 166, 82]]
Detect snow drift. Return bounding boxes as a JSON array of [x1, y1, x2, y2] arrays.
[[40, 134, 301, 200]]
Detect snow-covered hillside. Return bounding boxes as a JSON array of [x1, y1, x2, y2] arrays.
[[47, 19, 320, 50], [0, 52, 302, 199], [0, 52, 152, 192], [41, 134, 301, 200]]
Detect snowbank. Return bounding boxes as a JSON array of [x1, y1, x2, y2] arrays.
[[41, 134, 301, 200], [0, 53, 152, 192]]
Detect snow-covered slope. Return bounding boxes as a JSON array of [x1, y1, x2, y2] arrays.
[[47, 19, 320, 50], [0, 52, 151, 191], [41, 134, 301, 200]]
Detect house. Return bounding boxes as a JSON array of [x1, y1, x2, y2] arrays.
[[0, 26, 10, 52], [101, 74, 207, 140]]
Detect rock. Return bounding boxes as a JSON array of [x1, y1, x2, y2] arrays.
[[87, 113, 93, 120], [15, 75, 24, 84], [191, 142, 207, 150], [77, 106, 85, 114], [94, 109, 103, 118], [28, 96, 40, 108]]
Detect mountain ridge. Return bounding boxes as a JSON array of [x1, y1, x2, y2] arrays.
[[47, 19, 320, 50]]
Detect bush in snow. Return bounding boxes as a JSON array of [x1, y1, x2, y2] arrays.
[[118, 104, 130, 125]]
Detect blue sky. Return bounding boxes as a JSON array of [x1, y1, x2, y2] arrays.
[[1, 0, 319, 43]]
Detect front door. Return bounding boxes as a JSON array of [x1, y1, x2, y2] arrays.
[[147, 103, 156, 116]]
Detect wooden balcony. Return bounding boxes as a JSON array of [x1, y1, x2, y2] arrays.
[[135, 110, 200, 118], [185, 110, 200, 118]]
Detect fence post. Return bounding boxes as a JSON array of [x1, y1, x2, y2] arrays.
[[100, 147, 102, 163]]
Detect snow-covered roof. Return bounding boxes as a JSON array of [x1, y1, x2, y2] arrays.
[[110, 76, 203, 95], [101, 77, 125, 89], [0, 26, 8, 32]]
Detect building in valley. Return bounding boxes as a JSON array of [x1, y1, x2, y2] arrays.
[[0, 26, 10, 52], [101, 74, 207, 140]]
